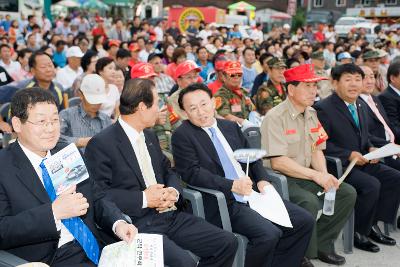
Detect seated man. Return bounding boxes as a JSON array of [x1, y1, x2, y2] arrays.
[[0, 88, 137, 265], [84, 78, 238, 267], [314, 63, 400, 253], [59, 74, 112, 152], [262, 64, 357, 265], [172, 83, 314, 267]]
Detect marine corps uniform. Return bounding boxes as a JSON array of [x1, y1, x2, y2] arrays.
[[214, 85, 253, 120]]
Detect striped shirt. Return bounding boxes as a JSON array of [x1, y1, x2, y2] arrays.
[[59, 104, 112, 151]]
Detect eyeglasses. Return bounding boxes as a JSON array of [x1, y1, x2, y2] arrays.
[[26, 118, 60, 127], [228, 73, 243, 78]]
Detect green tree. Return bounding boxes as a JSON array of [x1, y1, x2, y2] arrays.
[[292, 7, 306, 31]]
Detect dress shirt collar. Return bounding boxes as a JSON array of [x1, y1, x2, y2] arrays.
[[18, 141, 51, 170], [201, 119, 218, 136], [118, 117, 143, 142], [389, 84, 400, 96], [78, 104, 101, 120], [286, 98, 314, 120], [344, 100, 357, 109], [359, 94, 369, 103]]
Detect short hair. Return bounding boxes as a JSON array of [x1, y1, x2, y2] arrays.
[[172, 47, 186, 63], [259, 52, 273, 65], [81, 50, 98, 72], [331, 63, 365, 81], [17, 48, 32, 61], [197, 46, 207, 54], [387, 61, 400, 83], [178, 83, 212, 111], [243, 47, 255, 56], [119, 79, 155, 115], [286, 81, 300, 87], [28, 50, 52, 69], [55, 40, 66, 47], [0, 44, 10, 51], [116, 48, 131, 59], [10, 87, 56, 123], [95, 57, 114, 74]]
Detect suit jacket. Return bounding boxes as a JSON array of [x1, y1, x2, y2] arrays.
[[84, 121, 183, 226], [171, 119, 268, 221], [359, 95, 392, 147], [314, 93, 373, 166], [378, 85, 400, 142], [0, 142, 124, 264]]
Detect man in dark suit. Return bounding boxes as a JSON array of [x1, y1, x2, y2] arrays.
[[85, 78, 238, 267], [378, 61, 400, 143], [0, 88, 137, 266], [171, 83, 314, 267], [359, 65, 400, 171], [314, 63, 400, 253]]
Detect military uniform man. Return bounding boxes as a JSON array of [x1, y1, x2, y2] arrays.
[[214, 61, 254, 126], [253, 56, 287, 116], [311, 51, 333, 100], [261, 64, 357, 266], [362, 50, 387, 95]]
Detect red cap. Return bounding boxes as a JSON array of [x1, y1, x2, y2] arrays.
[[175, 60, 201, 80], [130, 62, 158, 79], [224, 61, 242, 74], [284, 64, 327, 83], [96, 17, 104, 23], [108, 39, 121, 47], [128, 43, 140, 52]]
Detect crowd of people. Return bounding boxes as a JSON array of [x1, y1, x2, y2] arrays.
[[0, 11, 400, 267]]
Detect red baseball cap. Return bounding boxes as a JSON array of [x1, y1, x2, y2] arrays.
[[224, 61, 242, 75], [175, 60, 201, 80], [108, 39, 121, 47], [284, 64, 327, 83], [128, 43, 140, 52], [130, 62, 158, 79], [96, 17, 104, 23]]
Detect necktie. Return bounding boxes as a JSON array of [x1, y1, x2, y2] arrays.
[[348, 103, 360, 128], [367, 95, 395, 143], [39, 161, 100, 265], [209, 127, 245, 202], [137, 135, 157, 187]]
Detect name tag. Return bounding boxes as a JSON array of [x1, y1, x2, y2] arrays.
[[285, 129, 297, 135], [231, 104, 242, 113]]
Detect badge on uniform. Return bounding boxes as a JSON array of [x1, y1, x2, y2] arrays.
[[215, 97, 223, 109], [231, 104, 242, 113], [285, 129, 297, 135], [311, 122, 328, 148]]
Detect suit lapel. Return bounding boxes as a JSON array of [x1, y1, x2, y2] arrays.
[[216, 120, 239, 152], [115, 122, 147, 189], [332, 93, 360, 132], [12, 143, 50, 204]]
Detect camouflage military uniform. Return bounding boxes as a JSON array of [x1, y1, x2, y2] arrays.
[[214, 85, 253, 119], [315, 68, 333, 99], [254, 80, 286, 116]]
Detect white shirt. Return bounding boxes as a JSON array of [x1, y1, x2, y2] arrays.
[[100, 84, 120, 117], [55, 65, 83, 90], [0, 60, 21, 79], [250, 29, 264, 43], [18, 142, 75, 248], [202, 120, 246, 178], [138, 49, 150, 63], [118, 118, 179, 208], [154, 26, 164, 42]]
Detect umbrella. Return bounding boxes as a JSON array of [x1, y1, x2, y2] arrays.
[[271, 12, 292, 20], [228, 1, 256, 11], [82, 0, 109, 10], [57, 0, 80, 8]]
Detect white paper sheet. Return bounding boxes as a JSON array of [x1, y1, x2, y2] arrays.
[[363, 143, 400, 161], [248, 185, 293, 228], [98, 234, 163, 267]]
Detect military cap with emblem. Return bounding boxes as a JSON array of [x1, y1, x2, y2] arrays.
[[130, 62, 158, 79], [311, 51, 324, 60], [266, 56, 287, 68], [362, 50, 382, 60]]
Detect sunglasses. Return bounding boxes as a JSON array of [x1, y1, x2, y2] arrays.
[[228, 73, 243, 78]]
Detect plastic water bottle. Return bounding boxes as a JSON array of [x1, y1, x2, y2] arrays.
[[322, 188, 336, 216]]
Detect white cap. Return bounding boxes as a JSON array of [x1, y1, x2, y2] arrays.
[[283, 23, 291, 29], [80, 74, 107, 104], [66, 46, 84, 58], [205, 44, 217, 54]]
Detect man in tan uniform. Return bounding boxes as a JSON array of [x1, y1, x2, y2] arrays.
[[261, 64, 356, 266]]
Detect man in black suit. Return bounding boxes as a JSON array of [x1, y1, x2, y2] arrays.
[[171, 83, 314, 267], [84, 78, 238, 267], [378, 61, 400, 143], [359, 65, 400, 171], [314, 64, 400, 253], [0, 88, 137, 266]]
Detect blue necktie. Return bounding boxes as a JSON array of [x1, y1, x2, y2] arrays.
[[209, 127, 246, 202], [348, 103, 360, 128], [40, 160, 100, 265]]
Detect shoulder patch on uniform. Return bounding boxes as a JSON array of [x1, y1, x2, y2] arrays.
[[215, 97, 223, 109]]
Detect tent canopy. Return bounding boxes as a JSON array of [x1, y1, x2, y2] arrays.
[[228, 1, 256, 11]]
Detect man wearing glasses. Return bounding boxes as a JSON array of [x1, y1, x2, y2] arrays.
[[214, 61, 254, 128]]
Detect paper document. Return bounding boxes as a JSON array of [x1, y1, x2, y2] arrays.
[[98, 234, 163, 267], [248, 185, 293, 228], [43, 143, 89, 195], [363, 143, 400, 161]]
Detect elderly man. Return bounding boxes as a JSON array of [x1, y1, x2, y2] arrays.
[[262, 64, 356, 265], [55, 46, 84, 91], [59, 74, 112, 152], [311, 51, 333, 100], [362, 50, 387, 94]]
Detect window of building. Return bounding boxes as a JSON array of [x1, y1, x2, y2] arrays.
[[336, 0, 346, 6], [360, 0, 370, 5], [386, 0, 397, 5], [314, 0, 323, 7]]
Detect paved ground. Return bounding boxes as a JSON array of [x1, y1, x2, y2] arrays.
[[311, 223, 400, 267]]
